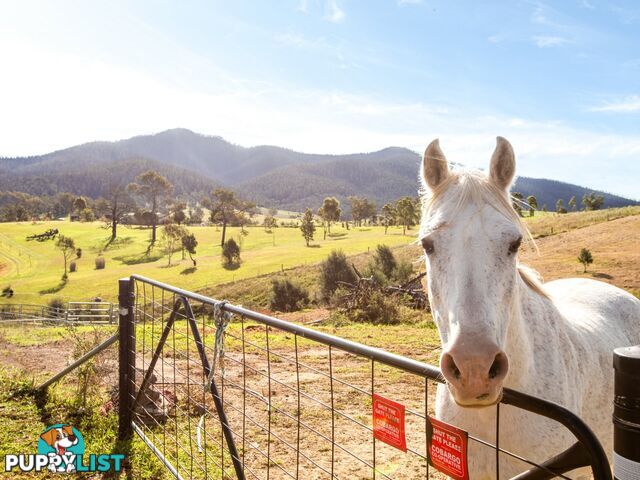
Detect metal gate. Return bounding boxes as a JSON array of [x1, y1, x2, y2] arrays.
[[117, 275, 611, 480]]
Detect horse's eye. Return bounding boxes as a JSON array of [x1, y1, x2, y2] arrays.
[[508, 236, 522, 254], [422, 237, 435, 255]]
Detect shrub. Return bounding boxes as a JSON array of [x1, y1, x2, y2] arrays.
[[345, 289, 399, 325], [320, 250, 358, 301], [222, 239, 241, 266], [95, 256, 106, 270], [393, 260, 414, 283], [76, 248, 82, 259], [578, 248, 593, 273], [69, 261, 77, 273], [270, 279, 309, 312], [48, 297, 66, 318], [373, 245, 396, 279], [1, 285, 13, 298]]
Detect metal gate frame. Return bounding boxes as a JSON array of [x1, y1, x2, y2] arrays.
[[118, 275, 612, 480]]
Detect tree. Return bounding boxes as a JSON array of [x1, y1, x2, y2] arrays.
[[56, 235, 75, 278], [171, 202, 187, 225], [582, 192, 605, 211], [182, 233, 198, 266], [578, 248, 593, 273], [188, 204, 204, 224], [80, 207, 95, 222], [526, 195, 537, 217], [161, 224, 188, 266], [373, 244, 397, 279], [222, 238, 241, 266], [73, 197, 87, 214], [96, 184, 135, 241], [381, 203, 396, 234], [568, 196, 577, 211], [556, 199, 567, 214], [263, 215, 277, 232], [203, 188, 255, 247], [317, 197, 341, 235], [360, 198, 377, 225], [395, 197, 418, 235], [300, 208, 316, 246], [128, 171, 173, 244], [512, 192, 524, 216], [349, 196, 363, 226]]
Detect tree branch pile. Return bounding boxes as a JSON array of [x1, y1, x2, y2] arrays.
[[337, 264, 429, 311]]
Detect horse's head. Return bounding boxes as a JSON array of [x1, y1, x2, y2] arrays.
[[420, 137, 525, 407]]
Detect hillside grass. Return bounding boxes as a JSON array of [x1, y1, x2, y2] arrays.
[[0, 222, 414, 305], [1, 206, 638, 306]]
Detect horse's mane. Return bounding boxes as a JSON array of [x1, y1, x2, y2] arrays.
[[419, 169, 549, 298]]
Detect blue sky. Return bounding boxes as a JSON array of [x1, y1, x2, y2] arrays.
[[0, 1, 638, 198]]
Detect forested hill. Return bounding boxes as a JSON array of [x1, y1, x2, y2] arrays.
[[0, 157, 219, 199], [0, 128, 637, 210]]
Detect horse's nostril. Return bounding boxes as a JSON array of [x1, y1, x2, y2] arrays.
[[489, 352, 507, 379], [488, 360, 499, 379], [452, 365, 461, 380]]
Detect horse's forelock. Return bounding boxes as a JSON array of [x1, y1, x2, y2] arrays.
[[419, 169, 549, 298]]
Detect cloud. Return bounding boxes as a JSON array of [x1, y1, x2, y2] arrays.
[[325, 0, 345, 23], [297, 0, 308, 13], [275, 32, 320, 49], [1, 40, 638, 199], [590, 95, 640, 113], [488, 34, 506, 44], [532, 35, 571, 48]]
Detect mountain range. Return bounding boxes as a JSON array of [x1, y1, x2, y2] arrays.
[[1, 128, 636, 213]]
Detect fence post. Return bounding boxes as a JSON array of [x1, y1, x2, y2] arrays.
[[118, 278, 136, 441], [613, 345, 640, 479]]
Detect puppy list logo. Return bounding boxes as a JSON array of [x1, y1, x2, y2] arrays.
[[4, 424, 124, 473]]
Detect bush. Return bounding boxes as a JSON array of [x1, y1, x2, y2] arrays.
[[48, 297, 66, 318], [320, 250, 358, 301], [95, 256, 106, 270], [393, 260, 414, 283], [373, 245, 396, 279], [76, 248, 82, 259], [270, 278, 309, 312], [345, 289, 400, 325], [578, 248, 593, 273], [1, 285, 13, 298], [69, 261, 77, 273], [222, 239, 241, 266]]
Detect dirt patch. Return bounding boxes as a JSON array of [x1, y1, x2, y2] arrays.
[[0, 335, 73, 375]]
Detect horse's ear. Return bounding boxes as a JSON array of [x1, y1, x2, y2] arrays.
[[489, 136, 515, 191], [422, 139, 449, 190]]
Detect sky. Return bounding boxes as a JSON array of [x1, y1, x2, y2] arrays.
[[0, 0, 638, 198]]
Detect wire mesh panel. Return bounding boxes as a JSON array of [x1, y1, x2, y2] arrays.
[[125, 276, 611, 480]]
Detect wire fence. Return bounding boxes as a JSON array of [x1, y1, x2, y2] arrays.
[[122, 275, 611, 480]]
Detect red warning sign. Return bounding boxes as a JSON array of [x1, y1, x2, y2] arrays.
[[372, 394, 407, 452], [427, 417, 469, 480]]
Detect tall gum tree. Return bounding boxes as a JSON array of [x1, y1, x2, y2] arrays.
[[128, 171, 173, 244]]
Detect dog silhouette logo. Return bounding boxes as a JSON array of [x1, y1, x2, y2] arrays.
[[38, 424, 85, 457]]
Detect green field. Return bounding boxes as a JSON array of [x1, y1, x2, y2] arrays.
[[0, 221, 415, 304]]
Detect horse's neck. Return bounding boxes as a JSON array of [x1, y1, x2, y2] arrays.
[[503, 276, 562, 390]]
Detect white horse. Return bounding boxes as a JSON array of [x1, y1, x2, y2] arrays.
[[419, 137, 640, 479]]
